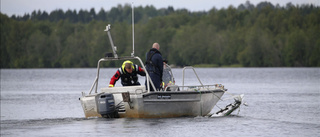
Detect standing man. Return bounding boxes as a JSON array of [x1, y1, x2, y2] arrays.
[[145, 43, 163, 91]]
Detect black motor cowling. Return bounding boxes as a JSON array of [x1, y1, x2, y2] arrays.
[[98, 93, 118, 118]]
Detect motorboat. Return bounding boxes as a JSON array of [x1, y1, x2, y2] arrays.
[[79, 24, 245, 118]]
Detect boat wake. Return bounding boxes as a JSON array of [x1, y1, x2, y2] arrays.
[[1, 117, 88, 129]]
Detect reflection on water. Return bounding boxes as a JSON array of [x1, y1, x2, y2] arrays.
[[1, 68, 319, 136]]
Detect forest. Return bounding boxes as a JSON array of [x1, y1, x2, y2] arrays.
[[1, 1, 319, 68]]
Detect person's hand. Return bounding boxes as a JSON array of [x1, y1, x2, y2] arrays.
[[109, 84, 114, 88]]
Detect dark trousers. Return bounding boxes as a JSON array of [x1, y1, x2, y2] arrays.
[[145, 72, 161, 91]]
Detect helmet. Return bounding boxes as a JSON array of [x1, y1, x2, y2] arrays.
[[122, 60, 135, 72]]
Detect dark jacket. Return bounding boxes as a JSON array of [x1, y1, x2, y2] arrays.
[[145, 48, 163, 91]]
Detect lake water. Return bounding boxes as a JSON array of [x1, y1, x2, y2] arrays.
[[1, 68, 319, 137]]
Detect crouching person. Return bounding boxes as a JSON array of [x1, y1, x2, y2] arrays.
[[109, 60, 146, 87]]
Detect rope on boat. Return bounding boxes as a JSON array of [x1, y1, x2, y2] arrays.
[[211, 90, 224, 109], [211, 89, 238, 112], [195, 89, 203, 116]]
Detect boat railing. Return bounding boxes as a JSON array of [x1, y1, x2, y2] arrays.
[[88, 56, 157, 95], [182, 66, 204, 90], [86, 24, 159, 95], [164, 84, 223, 92]]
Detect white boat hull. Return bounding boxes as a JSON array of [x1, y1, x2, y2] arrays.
[[80, 86, 225, 118]]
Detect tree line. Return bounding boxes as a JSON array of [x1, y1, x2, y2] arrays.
[[10, 4, 180, 24], [1, 2, 319, 68]]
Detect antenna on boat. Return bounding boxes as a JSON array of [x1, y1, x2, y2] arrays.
[[104, 24, 118, 58], [131, 2, 135, 57]]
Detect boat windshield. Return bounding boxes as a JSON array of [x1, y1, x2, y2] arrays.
[[162, 64, 175, 87]]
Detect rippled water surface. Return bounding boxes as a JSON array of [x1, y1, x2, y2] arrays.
[[1, 68, 319, 137]]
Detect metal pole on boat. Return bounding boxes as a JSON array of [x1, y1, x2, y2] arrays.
[[131, 2, 135, 57], [134, 57, 157, 92], [94, 59, 103, 93], [89, 58, 102, 94], [182, 67, 204, 90], [104, 24, 118, 58]]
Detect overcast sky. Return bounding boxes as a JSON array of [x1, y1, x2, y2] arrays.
[[1, 0, 319, 16]]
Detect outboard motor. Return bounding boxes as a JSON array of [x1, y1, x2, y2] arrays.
[[98, 93, 118, 118]]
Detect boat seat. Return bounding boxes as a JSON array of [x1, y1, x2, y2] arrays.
[[101, 85, 146, 94], [164, 85, 180, 91]]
